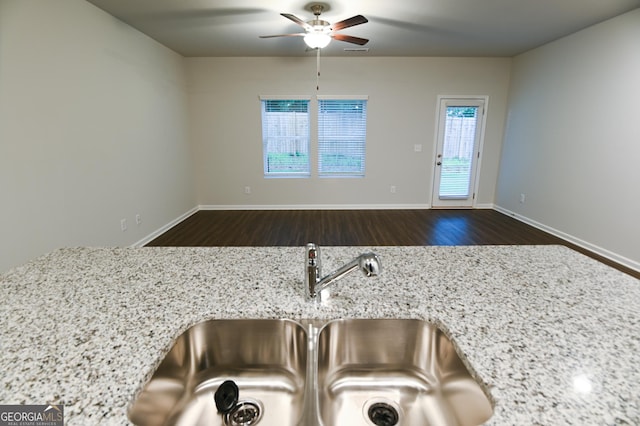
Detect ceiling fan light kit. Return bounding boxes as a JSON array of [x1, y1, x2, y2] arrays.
[[304, 32, 331, 48]]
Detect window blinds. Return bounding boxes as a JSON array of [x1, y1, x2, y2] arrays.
[[261, 99, 310, 176], [317, 99, 367, 177]]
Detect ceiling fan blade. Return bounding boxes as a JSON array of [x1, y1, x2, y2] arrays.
[[259, 33, 305, 38], [281, 13, 311, 30], [332, 33, 369, 46], [331, 15, 368, 31]]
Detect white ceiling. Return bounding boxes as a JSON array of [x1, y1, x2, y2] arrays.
[[85, 0, 639, 57]]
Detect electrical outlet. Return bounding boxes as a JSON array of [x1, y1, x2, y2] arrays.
[[390, 185, 397, 193], [135, 214, 142, 226], [520, 193, 526, 204], [120, 218, 127, 232], [244, 186, 251, 194]]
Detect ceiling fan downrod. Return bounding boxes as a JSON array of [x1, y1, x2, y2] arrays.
[[309, 4, 329, 27]]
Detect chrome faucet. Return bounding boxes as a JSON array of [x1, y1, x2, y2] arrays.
[[304, 243, 381, 301]]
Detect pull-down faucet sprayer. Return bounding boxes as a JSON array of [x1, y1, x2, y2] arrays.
[[304, 243, 381, 301]]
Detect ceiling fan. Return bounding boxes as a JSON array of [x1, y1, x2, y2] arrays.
[[259, 4, 369, 49]]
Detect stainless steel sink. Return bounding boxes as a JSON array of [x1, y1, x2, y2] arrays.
[[316, 319, 493, 426], [129, 318, 492, 426], [128, 319, 308, 426]]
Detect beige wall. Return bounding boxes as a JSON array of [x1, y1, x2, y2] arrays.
[[496, 9, 640, 269], [187, 56, 511, 208], [0, 0, 195, 272]]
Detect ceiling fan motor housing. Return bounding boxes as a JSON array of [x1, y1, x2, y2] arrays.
[[309, 19, 330, 28]]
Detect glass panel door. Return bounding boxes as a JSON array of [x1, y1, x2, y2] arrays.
[[432, 98, 486, 208]]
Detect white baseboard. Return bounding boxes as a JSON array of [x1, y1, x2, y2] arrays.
[[494, 205, 639, 273], [201, 204, 495, 210], [199, 204, 432, 211], [131, 206, 199, 248], [474, 203, 495, 209]]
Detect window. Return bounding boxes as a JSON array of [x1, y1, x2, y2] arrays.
[[318, 98, 367, 177], [261, 98, 310, 177], [260, 96, 368, 178]]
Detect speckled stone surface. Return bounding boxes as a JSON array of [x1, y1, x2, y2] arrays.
[[1, 245, 639, 425]]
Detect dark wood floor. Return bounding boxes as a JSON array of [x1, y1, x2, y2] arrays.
[[146, 209, 639, 279]]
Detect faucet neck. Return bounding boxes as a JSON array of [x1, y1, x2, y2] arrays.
[[305, 243, 321, 300]]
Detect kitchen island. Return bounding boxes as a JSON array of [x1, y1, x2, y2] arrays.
[[1, 245, 639, 425]]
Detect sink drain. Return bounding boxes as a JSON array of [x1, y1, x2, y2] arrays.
[[214, 380, 263, 426], [224, 399, 262, 426], [225, 399, 263, 426], [366, 401, 400, 426]]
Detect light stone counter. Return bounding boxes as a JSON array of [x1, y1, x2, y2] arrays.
[[1, 245, 639, 425]]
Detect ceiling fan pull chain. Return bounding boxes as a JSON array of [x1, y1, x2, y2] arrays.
[[316, 47, 321, 91]]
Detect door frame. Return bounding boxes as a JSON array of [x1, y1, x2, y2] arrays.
[[430, 95, 489, 209]]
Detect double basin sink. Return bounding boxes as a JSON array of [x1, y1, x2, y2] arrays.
[[128, 319, 493, 426]]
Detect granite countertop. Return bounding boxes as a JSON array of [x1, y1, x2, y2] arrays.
[[1, 245, 639, 425]]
